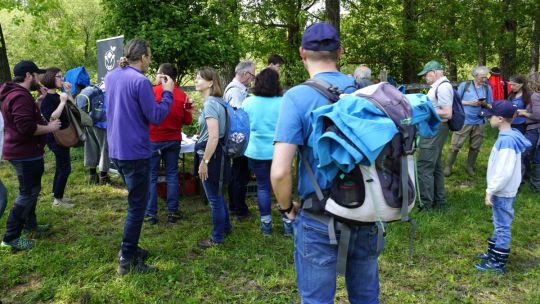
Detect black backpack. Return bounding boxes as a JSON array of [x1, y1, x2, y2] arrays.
[[435, 81, 465, 131]]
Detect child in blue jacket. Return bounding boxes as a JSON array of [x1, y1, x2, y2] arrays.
[[474, 101, 531, 273]]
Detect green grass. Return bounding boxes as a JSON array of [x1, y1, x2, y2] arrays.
[[0, 127, 538, 303]]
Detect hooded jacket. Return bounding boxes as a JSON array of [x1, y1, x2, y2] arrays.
[[486, 129, 531, 197], [0, 82, 47, 160]]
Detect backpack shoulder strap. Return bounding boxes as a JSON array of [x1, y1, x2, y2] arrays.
[[462, 80, 472, 100], [302, 78, 342, 103], [434, 80, 451, 100]]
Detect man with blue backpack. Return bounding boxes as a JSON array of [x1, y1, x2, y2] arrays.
[[76, 83, 110, 185], [224, 60, 256, 221], [271, 22, 384, 303], [416, 60, 454, 211]]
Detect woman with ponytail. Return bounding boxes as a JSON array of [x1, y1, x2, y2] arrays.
[[105, 38, 175, 275]]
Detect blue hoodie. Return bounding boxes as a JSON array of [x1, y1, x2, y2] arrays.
[[486, 129, 531, 197]]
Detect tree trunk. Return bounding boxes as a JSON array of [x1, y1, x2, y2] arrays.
[[499, 0, 517, 78], [325, 0, 340, 34], [0, 23, 11, 84], [402, 0, 418, 83], [530, 11, 539, 73]]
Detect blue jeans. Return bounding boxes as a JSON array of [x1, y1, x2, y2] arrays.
[[491, 195, 515, 250], [198, 148, 232, 243], [0, 178, 7, 219], [523, 128, 540, 164], [293, 212, 384, 304], [3, 158, 44, 242], [47, 140, 71, 199], [112, 158, 150, 259], [247, 158, 272, 219], [146, 141, 180, 217]]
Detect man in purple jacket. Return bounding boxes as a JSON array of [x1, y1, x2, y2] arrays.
[[105, 38, 174, 275], [0, 60, 61, 251]]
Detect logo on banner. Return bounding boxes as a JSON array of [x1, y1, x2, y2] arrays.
[[104, 46, 117, 71]]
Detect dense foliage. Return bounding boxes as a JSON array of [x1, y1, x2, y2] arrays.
[[1, 0, 539, 85]]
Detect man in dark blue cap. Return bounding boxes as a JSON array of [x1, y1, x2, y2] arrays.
[[271, 22, 384, 303]]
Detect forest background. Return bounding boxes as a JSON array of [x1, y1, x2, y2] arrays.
[[0, 0, 539, 87]]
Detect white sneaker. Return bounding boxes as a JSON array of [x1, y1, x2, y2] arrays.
[[52, 198, 74, 208]]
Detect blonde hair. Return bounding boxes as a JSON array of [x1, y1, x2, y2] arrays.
[[197, 67, 223, 97]]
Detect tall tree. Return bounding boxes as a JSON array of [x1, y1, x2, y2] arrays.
[[499, 0, 517, 78], [402, 0, 418, 83], [0, 23, 10, 83], [529, 1, 539, 73], [325, 0, 340, 34]]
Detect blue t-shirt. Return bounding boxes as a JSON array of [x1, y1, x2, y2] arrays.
[[242, 95, 282, 160], [274, 72, 356, 199], [457, 80, 493, 125], [511, 96, 526, 125]]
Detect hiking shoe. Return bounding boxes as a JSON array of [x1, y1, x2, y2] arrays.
[[52, 198, 74, 208], [167, 212, 182, 224], [1, 236, 35, 251], [474, 260, 504, 274], [145, 216, 157, 225], [236, 211, 253, 222], [24, 224, 51, 233], [260, 221, 272, 236], [197, 239, 222, 249], [283, 221, 294, 237], [117, 255, 158, 276], [99, 175, 111, 185], [118, 246, 149, 262]]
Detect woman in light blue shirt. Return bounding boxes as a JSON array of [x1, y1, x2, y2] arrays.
[[241, 68, 287, 236]]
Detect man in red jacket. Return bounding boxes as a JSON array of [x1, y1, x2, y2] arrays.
[[0, 60, 60, 251], [145, 63, 193, 225]]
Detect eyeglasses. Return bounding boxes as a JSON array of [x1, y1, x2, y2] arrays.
[[55, 75, 63, 79], [247, 71, 255, 78]]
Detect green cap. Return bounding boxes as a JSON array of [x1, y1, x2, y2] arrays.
[[417, 60, 444, 76]]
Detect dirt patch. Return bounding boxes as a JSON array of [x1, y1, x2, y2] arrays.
[[4, 275, 42, 300]]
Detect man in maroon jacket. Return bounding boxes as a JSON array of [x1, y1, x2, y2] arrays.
[[0, 60, 60, 251]]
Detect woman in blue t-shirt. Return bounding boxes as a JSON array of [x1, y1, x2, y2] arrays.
[[241, 68, 288, 236], [194, 67, 232, 248], [40, 67, 75, 209], [508, 75, 531, 134]]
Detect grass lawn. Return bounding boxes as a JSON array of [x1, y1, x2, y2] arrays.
[[0, 127, 538, 303]]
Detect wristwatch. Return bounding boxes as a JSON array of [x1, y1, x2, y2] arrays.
[[203, 158, 210, 165], [277, 203, 293, 215]]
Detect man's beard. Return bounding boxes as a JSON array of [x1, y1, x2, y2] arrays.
[[29, 77, 41, 91]]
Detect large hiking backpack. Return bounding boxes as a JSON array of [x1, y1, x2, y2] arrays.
[[303, 80, 417, 223], [302, 80, 420, 275], [217, 100, 250, 158], [435, 80, 465, 131]]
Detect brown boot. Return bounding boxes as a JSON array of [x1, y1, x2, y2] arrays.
[[466, 149, 479, 176], [444, 150, 458, 177]]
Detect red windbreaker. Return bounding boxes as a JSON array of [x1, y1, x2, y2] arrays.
[[149, 83, 192, 142]]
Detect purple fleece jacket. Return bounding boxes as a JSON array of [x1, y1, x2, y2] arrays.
[[105, 66, 173, 160]]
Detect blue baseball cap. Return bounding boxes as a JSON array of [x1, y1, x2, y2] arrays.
[[301, 22, 340, 51], [479, 100, 517, 118]]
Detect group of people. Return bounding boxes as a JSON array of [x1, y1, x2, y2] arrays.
[[1, 20, 539, 303]]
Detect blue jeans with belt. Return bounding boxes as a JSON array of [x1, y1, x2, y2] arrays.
[[3, 158, 44, 242], [293, 211, 384, 304], [112, 158, 150, 260], [146, 141, 180, 217]]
